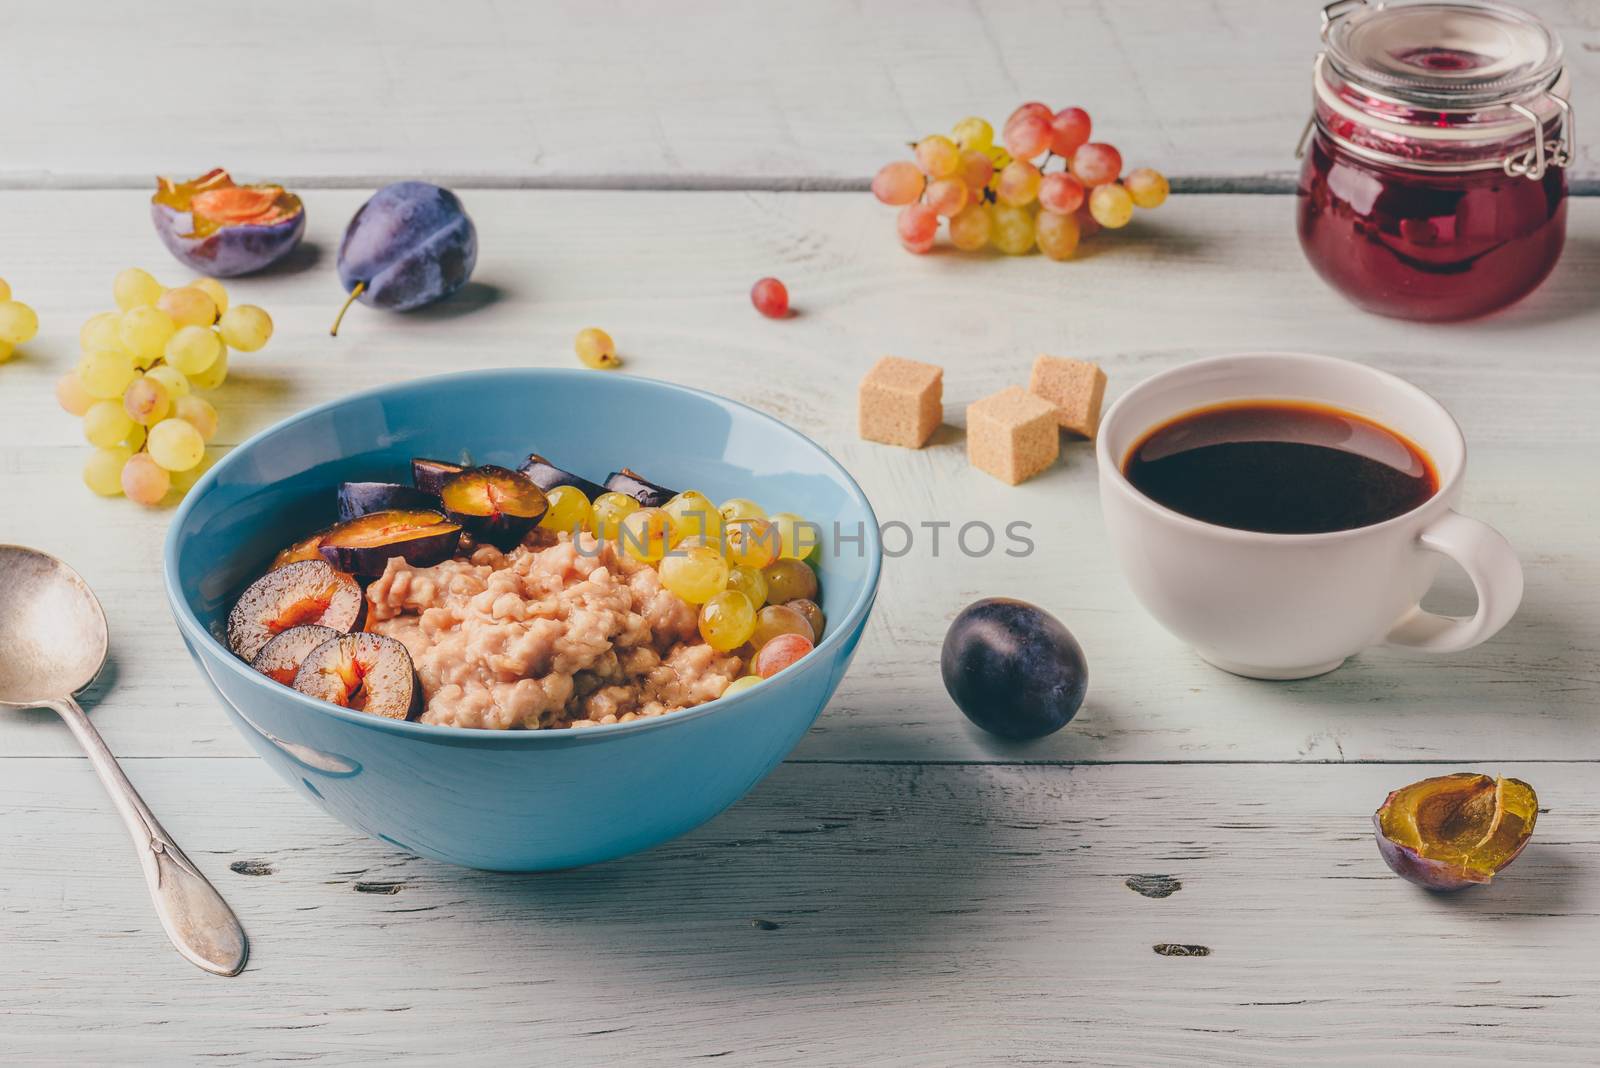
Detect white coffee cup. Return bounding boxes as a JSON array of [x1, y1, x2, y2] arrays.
[[1096, 352, 1522, 680]]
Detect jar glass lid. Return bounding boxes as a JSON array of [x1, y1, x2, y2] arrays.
[[1324, 0, 1563, 109]]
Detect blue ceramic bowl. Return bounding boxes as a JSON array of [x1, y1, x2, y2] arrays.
[[163, 370, 881, 870]]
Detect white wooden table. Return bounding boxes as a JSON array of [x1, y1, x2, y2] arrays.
[[3, 2, 1599, 1063]]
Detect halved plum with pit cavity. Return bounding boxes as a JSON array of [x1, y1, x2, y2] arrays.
[[152, 168, 306, 276], [338, 481, 439, 521], [317, 509, 462, 576], [439, 466, 549, 549], [227, 560, 363, 662], [250, 624, 341, 686], [292, 632, 420, 720], [411, 458, 465, 495], [519, 453, 606, 499], [1374, 773, 1538, 891], [604, 467, 676, 508]]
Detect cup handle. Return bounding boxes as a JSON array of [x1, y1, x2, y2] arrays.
[[1383, 510, 1523, 654]]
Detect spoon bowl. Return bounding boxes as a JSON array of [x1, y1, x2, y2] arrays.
[[0, 546, 108, 708]]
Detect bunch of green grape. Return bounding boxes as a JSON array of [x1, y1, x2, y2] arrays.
[[0, 277, 41, 363], [871, 104, 1169, 259], [56, 268, 274, 505]]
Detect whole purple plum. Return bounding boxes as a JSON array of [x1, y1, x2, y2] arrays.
[[941, 597, 1087, 740], [151, 168, 305, 277], [331, 182, 478, 334]]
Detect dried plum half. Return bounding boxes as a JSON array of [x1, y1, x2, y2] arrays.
[[439, 466, 549, 549], [316, 509, 462, 576], [227, 560, 362, 662], [292, 632, 420, 720]]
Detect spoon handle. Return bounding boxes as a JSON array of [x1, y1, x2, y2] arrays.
[[49, 696, 249, 977]]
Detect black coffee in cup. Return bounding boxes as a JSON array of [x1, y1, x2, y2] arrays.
[[1123, 400, 1437, 534]]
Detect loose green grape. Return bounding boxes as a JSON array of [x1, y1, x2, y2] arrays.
[[721, 675, 763, 699], [718, 497, 766, 524], [173, 395, 218, 441], [618, 507, 671, 562], [0, 300, 38, 345], [592, 491, 641, 541], [83, 400, 135, 448], [144, 364, 190, 399], [218, 305, 272, 351], [83, 446, 133, 496], [663, 490, 722, 546], [769, 512, 820, 560], [725, 518, 780, 570], [763, 557, 819, 604], [186, 348, 229, 390], [147, 417, 205, 472], [164, 324, 222, 375], [80, 311, 124, 356], [575, 327, 619, 370], [120, 452, 171, 505], [750, 603, 815, 650], [56, 372, 95, 416], [157, 286, 219, 328], [538, 485, 593, 534], [950, 116, 994, 152], [725, 564, 768, 611], [698, 590, 756, 651], [118, 306, 177, 365], [113, 268, 164, 311], [123, 375, 171, 426], [191, 278, 229, 315], [77, 350, 138, 400]]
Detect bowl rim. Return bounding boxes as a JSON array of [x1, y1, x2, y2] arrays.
[[163, 367, 883, 746]]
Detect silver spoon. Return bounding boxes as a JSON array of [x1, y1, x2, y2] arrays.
[[0, 545, 248, 977]]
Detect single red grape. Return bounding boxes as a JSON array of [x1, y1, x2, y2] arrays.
[[1071, 142, 1123, 187], [751, 277, 789, 319], [1049, 108, 1092, 157], [1038, 172, 1086, 215]]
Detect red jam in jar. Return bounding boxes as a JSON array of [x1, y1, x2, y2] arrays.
[[1296, 0, 1574, 321]]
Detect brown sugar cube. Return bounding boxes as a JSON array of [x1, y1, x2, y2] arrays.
[[966, 387, 1060, 485], [858, 356, 943, 448], [1028, 355, 1107, 439]]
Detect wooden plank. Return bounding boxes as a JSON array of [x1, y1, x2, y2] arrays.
[[1, 758, 1596, 1064], [2, 0, 1596, 189], [0, 190, 1596, 763]]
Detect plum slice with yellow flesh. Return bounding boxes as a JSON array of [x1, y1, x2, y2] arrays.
[[316, 509, 461, 576], [292, 632, 419, 720], [271, 526, 334, 570], [439, 466, 548, 549], [411, 458, 464, 495], [605, 468, 677, 508], [338, 481, 439, 521], [227, 560, 363, 662], [1374, 773, 1538, 891], [249, 624, 341, 686]]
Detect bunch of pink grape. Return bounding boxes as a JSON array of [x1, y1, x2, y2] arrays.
[[871, 104, 1169, 259], [55, 268, 274, 505]]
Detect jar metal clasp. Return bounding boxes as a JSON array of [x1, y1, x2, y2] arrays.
[[1503, 94, 1575, 180]]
